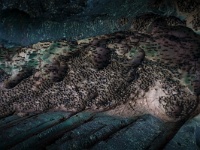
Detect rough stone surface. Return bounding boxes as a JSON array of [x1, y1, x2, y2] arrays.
[[165, 114, 200, 150], [0, 0, 177, 47], [0, 0, 200, 149], [0, 111, 183, 150]]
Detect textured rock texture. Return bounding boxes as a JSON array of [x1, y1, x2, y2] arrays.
[[0, 0, 199, 47], [0, 111, 184, 150], [0, 0, 177, 47], [165, 113, 200, 150], [0, 0, 200, 149], [150, 0, 200, 33]]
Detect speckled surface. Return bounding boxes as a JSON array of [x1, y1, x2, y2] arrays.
[[0, 26, 199, 122], [0, 0, 200, 149]]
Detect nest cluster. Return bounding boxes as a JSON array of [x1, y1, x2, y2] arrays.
[[131, 0, 200, 33], [0, 15, 199, 121]]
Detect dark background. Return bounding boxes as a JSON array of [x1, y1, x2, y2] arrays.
[[0, 0, 177, 47]]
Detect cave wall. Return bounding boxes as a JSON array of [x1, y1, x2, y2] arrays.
[[0, 0, 177, 47]]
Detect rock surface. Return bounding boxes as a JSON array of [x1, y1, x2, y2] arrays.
[[0, 0, 200, 149], [0, 0, 178, 47], [0, 111, 184, 150], [0, 0, 199, 47], [165, 114, 200, 150]]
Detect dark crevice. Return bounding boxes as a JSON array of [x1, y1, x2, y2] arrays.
[[3, 69, 34, 89], [0, 113, 38, 131], [3, 113, 73, 149], [31, 111, 95, 148], [0, 8, 30, 19], [147, 120, 187, 150], [85, 117, 139, 149]]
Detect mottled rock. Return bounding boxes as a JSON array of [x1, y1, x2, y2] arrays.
[[0, 111, 182, 150], [165, 113, 200, 150]]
